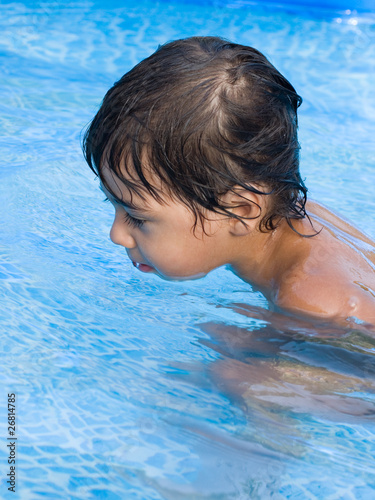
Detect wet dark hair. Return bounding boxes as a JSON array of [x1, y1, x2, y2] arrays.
[[83, 36, 308, 232]]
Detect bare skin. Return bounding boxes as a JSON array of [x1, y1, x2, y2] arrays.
[[279, 201, 375, 327], [226, 197, 375, 330], [101, 168, 375, 422], [195, 205, 375, 421], [101, 167, 375, 329]]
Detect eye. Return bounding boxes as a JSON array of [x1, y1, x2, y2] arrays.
[[102, 195, 146, 228], [123, 212, 145, 228]]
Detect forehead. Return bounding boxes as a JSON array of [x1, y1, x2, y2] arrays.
[[100, 165, 170, 212]]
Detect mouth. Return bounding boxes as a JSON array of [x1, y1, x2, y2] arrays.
[[132, 261, 155, 273]]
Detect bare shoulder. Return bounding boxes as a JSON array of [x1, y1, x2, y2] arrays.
[[275, 271, 375, 327], [261, 200, 375, 328], [276, 274, 353, 319], [275, 200, 375, 326]]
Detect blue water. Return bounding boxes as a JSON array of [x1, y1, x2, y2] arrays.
[[0, 1, 375, 498]]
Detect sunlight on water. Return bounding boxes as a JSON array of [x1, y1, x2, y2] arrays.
[[0, 1, 374, 498]]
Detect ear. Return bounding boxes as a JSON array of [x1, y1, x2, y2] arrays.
[[221, 186, 266, 236]]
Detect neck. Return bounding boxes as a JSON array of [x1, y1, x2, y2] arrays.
[[227, 219, 307, 299]]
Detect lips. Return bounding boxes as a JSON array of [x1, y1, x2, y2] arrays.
[[132, 261, 154, 273]]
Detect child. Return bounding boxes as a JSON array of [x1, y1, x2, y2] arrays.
[[83, 36, 375, 330]]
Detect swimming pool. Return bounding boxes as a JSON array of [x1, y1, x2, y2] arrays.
[[0, 0, 374, 498]]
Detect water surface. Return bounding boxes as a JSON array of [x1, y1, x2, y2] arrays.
[[0, 1, 375, 498]]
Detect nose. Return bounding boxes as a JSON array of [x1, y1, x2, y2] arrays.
[[109, 211, 136, 248]]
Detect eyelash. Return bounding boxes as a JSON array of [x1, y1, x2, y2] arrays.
[[123, 212, 145, 228], [103, 197, 145, 228]]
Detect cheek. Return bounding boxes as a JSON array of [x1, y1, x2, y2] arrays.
[[168, 240, 213, 276], [137, 215, 220, 274], [147, 234, 203, 274]]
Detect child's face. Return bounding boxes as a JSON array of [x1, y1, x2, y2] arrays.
[[100, 167, 233, 281]]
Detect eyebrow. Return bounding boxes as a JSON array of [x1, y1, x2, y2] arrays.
[[99, 183, 149, 213]]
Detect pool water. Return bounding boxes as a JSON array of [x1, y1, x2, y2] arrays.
[[0, 0, 375, 498]]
